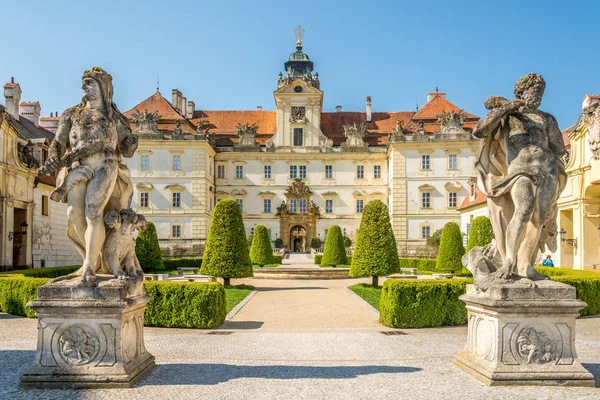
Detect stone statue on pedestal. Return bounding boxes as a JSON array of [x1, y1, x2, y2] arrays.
[[21, 67, 155, 389], [455, 74, 594, 387]]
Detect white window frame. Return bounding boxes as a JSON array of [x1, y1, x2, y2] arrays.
[[373, 164, 381, 179], [421, 192, 431, 209], [264, 198, 272, 213], [356, 199, 364, 213], [421, 154, 431, 170], [289, 165, 297, 179], [139, 192, 150, 208], [299, 199, 307, 213], [356, 165, 365, 179], [172, 224, 182, 238], [172, 192, 181, 208], [325, 164, 333, 180], [325, 199, 333, 214], [264, 165, 272, 179], [140, 154, 150, 171], [293, 127, 303, 146], [448, 191, 458, 208]]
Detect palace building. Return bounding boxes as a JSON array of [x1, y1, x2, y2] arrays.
[[116, 35, 481, 256]]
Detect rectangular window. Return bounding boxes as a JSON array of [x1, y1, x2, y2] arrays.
[[235, 165, 244, 179], [236, 198, 244, 211], [293, 128, 303, 146], [299, 199, 307, 213], [421, 192, 431, 208], [172, 155, 181, 171], [289, 199, 297, 213], [140, 192, 149, 208], [356, 199, 364, 213], [325, 199, 333, 214], [373, 165, 381, 179], [41, 195, 49, 216], [289, 165, 297, 179], [325, 165, 333, 179], [299, 165, 306, 179], [421, 154, 431, 170], [264, 165, 272, 179], [267, 229, 272, 240], [422, 226, 431, 239], [140, 155, 149, 171], [448, 154, 458, 170], [356, 165, 365, 179], [172, 225, 181, 238], [217, 165, 225, 179], [448, 192, 457, 208], [264, 198, 271, 213], [172, 192, 181, 208], [42, 149, 48, 164]]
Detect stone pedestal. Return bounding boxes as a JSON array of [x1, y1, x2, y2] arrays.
[[455, 280, 594, 387], [20, 275, 155, 389]]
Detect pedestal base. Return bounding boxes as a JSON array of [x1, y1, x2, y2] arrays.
[[455, 280, 594, 387], [20, 275, 156, 389]]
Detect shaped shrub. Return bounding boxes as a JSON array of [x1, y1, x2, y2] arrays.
[[250, 225, 275, 267], [350, 200, 399, 286], [435, 222, 465, 272], [466, 216, 494, 252], [321, 225, 347, 267], [162, 258, 202, 270], [135, 221, 164, 272], [200, 199, 252, 285]]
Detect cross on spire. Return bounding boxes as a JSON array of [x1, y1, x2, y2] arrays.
[[294, 25, 305, 47]]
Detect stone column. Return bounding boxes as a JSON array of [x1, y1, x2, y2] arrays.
[[20, 276, 155, 389], [455, 281, 594, 386]]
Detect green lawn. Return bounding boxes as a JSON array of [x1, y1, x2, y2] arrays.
[[224, 284, 255, 313], [349, 284, 382, 311], [253, 264, 279, 268], [320, 264, 350, 268]]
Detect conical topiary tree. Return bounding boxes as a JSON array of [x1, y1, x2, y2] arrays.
[[350, 200, 399, 286], [466, 216, 494, 252], [250, 225, 275, 267], [435, 222, 465, 273], [135, 221, 164, 272], [321, 225, 348, 267], [200, 199, 253, 285]]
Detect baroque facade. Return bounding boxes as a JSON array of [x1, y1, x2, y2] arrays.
[[115, 39, 481, 255], [0, 79, 81, 270]]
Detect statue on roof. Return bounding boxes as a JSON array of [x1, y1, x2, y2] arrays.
[[131, 109, 161, 134], [436, 110, 468, 135], [341, 123, 368, 150], [234, 122, 260, 147], [465, 73, 568, 290], [581, 99, 600, 158]]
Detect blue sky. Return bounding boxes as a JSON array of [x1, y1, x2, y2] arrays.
[[1, 0, 598, 128]]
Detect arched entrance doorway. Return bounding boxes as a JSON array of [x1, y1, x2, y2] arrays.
[[290, 225, 307, 252]]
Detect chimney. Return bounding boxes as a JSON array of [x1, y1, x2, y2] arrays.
[[3, 78, 22, 120], [187, 101, 195, 118], [180, 96, 187, 116], [20, 101, 41, 126], [427, 91, 446, 102], [172, 89, 180, 111], [257, 106, 262, 111], [336, 105, 342, 112], [365, 96, 372, 123]]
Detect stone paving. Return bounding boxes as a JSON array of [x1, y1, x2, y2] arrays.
[[1, 277, 600, 399]]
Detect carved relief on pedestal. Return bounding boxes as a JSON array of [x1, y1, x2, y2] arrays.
[[514, 326, 559, 365], [58, 325, 100, 366]]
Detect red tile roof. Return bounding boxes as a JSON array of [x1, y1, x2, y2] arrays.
[[562, 124, 576, 150], [191, 110, 277, 134], [413, 94, 478, 121], [458, 190, 487, 210], [124, 91, 196, 134], [320, 112, 414, 145], [37, 174, 56, 187]]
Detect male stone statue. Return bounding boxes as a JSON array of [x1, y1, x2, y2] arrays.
[[40, 66, 139, 282], [470, 72, 567, 284]]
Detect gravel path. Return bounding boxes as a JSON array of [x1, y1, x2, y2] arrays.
[[1, 277, 600, 399]]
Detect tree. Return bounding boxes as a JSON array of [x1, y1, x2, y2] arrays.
[[343, 235, 352, 248], [135, 221, 164, 272], [310, 237, 322, 250], [321, 225, 348, 267], [350, 200, 399, 286], [274, 238, 284, 249], [247, 234, 254, 249], [427, 229, 443, 249], [435, 222, 465, 273], [466, 216, 495, 252], [250, 225, 275, 267], [200, 199, 253, 285]]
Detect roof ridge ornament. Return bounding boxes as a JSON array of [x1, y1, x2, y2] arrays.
[[294, 25, 305, 49]]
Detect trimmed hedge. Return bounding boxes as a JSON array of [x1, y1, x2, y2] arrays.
[[0, 276, 227, 328], [379, 279, 470, 328], [0, 265, 81, 279], [436, 222, 465, 272], [466, 216, 494, 252], [321, 225, 348, 266], [144, 281, 226, 328], [200, 199, 253, 283], [399, 258, 437, 272], [273, 255, 283, 264], [351, 200, 399, 286], [554, 277, 600, 316], [250, 225, 275, 267], [162, 258, 202, 271], [314, 255, 322, 265], [136, 221, 164, 272]]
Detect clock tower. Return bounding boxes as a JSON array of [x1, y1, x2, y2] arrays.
[[271, 27, 328, 151]]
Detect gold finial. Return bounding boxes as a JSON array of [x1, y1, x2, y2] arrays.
[[294, 25, 305, 47]]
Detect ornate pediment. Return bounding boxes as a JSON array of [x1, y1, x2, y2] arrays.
[[131, 109, 161, 134], [285, 178, 311, 198], [17, 140, 39, 169], [234, 123, 260, 148], [436, 110, 468, 134], [341, 123, 368, 150], [583, 102, 600, 159]]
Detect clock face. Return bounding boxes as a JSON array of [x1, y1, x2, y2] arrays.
[[294, 86, 303, 93]]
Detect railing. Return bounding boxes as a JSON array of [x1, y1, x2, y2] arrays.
[[310, 247, 353, 256]]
